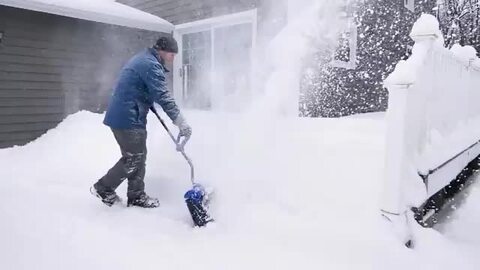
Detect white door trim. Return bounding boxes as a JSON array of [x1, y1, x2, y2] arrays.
[[175, 9, 257, 34], [173, 9, 258, 106]]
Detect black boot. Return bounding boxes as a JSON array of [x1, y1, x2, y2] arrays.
[[90, 185, 122, 207], [127, 194, 160, 208]]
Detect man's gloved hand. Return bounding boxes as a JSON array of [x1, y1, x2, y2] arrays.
[[173, 114, 192, 146]]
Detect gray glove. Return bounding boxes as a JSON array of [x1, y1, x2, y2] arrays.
[[173, 114, 192, 148]]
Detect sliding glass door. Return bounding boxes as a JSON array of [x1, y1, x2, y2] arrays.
[[174, 10, 257, 111]]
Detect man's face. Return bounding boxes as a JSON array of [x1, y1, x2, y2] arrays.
[[159, 50, 176, 63]]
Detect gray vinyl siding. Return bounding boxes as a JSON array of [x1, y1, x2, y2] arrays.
[[0, 1, 286, 148], [0, 5, 162, 148]]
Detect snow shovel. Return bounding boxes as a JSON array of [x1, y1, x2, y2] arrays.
[[150, 107, 214, 227]]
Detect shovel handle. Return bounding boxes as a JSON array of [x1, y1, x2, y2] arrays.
[[150, 106, 195, 185], [176, 133, 190, 152]]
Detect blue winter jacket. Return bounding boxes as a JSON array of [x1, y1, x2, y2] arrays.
[[104, 48, 180, 129]]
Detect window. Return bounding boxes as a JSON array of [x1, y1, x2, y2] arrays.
[[404, 0, 415, 12], [331, 19, 357, 70]]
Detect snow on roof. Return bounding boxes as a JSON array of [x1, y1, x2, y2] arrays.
[[0, 0, 174, 33]]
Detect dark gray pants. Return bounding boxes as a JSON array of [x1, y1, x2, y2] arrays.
[[95, 128, 147, 199]]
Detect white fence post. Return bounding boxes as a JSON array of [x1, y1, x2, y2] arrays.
[[381, 82, 415, 247], [382, 83, 410, 214], [381, 14, 441, 248]]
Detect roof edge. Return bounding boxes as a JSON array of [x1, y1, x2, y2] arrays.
[[0, 0, 174, 33]]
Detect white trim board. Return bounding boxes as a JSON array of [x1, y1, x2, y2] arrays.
[[175, 9, 258, 34], [404, 0, 415, 12], [425, 142, 480, 197], [330, 17, 358, 69]]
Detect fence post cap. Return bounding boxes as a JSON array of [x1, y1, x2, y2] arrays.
[[410, 14, 442, 42], [384, 60, 415, 87], [451, 44, 479, 64]]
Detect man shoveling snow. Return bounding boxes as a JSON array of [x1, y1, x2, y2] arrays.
[[90, 36, 192, 208]]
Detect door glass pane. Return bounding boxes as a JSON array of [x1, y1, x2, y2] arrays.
[[180, 22, 253, 111], [213, 23, 253, 111], [182, 31, 212, 109]]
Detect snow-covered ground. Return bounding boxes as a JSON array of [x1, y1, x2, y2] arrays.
[[1, 110, 480, 270]]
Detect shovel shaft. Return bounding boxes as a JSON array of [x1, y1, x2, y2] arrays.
[[150, 106, 195, 185]]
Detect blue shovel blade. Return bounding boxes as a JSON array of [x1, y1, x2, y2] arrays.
[[184, 184, 213, 227]]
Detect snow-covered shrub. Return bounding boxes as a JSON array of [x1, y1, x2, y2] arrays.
[[435, 0, 480, 55], [300, 0, 416, 117]]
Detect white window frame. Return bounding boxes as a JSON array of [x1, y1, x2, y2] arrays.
[[330, 18, 358, 70], [404, 0, 415, 12], [172, 9, 258, 104]]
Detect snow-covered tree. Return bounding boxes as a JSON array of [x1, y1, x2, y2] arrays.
[[435, 0, 480, 54]]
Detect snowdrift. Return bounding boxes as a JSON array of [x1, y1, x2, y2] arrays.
[[1, 110, 479, 269]]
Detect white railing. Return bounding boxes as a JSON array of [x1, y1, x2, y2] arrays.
[[381, 14, 480, 246]]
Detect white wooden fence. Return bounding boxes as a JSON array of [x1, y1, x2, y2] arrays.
[[381, 14, 480, 246]]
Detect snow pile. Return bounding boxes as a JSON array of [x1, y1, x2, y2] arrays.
[[2, 110, 480, 269], [442, 184, 480, 248], [383, 60, 416, 86], [0, 0, 173, 32]]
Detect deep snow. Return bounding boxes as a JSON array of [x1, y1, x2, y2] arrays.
[[1, 1, 480, 268], [1, 110, 480, 269]]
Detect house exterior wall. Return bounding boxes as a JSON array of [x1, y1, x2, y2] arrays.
[[0, 5, 161, 148], [119, 0, 288, 111], [118, 0, 288, 46]]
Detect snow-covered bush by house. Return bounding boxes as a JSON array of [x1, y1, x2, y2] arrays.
[[300, 0, 416, 118]]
